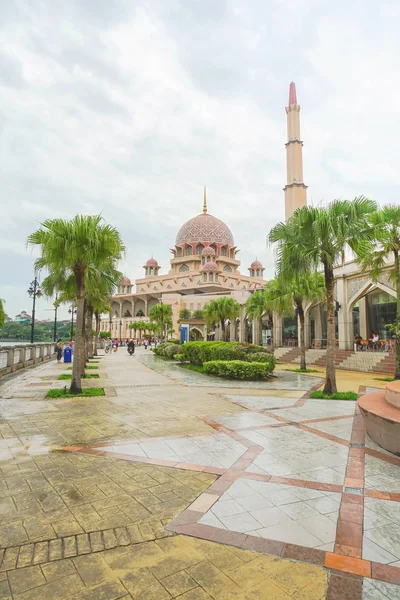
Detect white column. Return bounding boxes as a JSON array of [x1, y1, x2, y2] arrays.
[[336, 277, 351, 349], [273, 313, 283, 347]]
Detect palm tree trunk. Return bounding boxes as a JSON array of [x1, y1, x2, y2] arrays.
[[394, 250, 400, 379], [80, 299, 87, 376], [70, 274, 84, 394], [221, 319, 225, 341], [87, 305, 94, 359], [297, 303, 306, 371], [323, 260, 337, 394], [269, 315, 274, 351], [94, 313, 100, 357]]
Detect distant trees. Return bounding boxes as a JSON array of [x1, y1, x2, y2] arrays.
[[0, 299, 5, 329]]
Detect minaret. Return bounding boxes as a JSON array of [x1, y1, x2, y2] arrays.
[[284, 82, 307, 221]]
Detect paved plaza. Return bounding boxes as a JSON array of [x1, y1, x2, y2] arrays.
[[0, 349, 399, 598]]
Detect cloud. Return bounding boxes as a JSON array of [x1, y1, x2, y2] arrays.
[[0, 0, 398, 318]]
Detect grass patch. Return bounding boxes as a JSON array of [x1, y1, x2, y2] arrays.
[[373, 377, 395, 382], [46, 387, 105, 398], [58, 374, 100, 380], [180, 363, 205, 374], [309, 390, 358, 400], [284, 368, 321, 373]]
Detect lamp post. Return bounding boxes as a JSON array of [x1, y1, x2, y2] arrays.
[[53, 294, 58, 342], [119, 319, 122, 341], [27, 277, 42, 344], [68, 306, 77, 341], [108, 313, 112, 338]]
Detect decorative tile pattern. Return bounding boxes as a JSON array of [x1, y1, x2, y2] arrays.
[[199, 478, 340, 550], [96, 433, 248, 470]]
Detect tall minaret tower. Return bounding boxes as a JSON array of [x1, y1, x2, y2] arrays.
[[284, 82, 307, 221]]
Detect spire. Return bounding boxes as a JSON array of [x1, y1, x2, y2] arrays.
[[288, 81, 297, 105], [203, 186, 207, 214]]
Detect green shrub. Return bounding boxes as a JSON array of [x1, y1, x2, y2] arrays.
[[203, 360, 273, 380], [174, 354, 185, 362], [181, 341, 271, 366], [246, 352, 276, 369], [154, 342, 181, 359], [166, 339, 181, 345]]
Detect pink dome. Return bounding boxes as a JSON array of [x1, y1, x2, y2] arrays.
[[202, 261, 219, 273], [201, 246, 216, 256], [120, 275, 131, 285], [145, 258, 158, 267], [250, 260, 263, 269], [176, 213, 234, 246]]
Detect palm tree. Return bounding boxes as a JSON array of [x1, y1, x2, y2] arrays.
[[137, 321, 146, 342], [149, 304, 173, 342], [203, 297, 240, 341], [269, 197, 377, 394], [128, 321, 138, 338], [270, 273, 326, 370], [93, 301, 111, 356], [86, 269, 121, 359], [246, 280, 292, 348], [356, 205, 400, 378], [246, 289, 272, 346], [28, 215, 125, 394]]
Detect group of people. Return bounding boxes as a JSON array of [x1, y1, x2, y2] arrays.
[[354, 331, 381, 351], [104, 338, 158, 354]]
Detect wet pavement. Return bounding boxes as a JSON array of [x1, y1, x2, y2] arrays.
[[0, 348, 399, 598]]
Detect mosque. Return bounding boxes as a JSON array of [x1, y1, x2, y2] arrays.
[[105, 184, 266, 343], [103, 83, 396, 356]]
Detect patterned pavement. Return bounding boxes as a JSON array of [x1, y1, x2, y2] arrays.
[[0, 348, 400, 598]]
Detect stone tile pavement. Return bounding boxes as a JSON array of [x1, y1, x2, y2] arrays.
[[0, 348, 399, 597]]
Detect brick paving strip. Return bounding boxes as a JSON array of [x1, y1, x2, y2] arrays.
[[0, 523, 173, 572], [64, 387, 400, 596]]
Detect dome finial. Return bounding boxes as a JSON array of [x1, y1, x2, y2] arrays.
[[203, 186, 207, 214]]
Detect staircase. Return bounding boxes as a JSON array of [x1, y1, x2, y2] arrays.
[[372, 353, 396, 374], [274, 347, 301, 362], [275, 347, 395, 374]]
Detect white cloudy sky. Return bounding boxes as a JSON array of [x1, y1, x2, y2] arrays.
[[1, 0, 399, 320]]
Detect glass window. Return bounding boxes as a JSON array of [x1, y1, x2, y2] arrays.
[[179, 264, 189, 272], [185, 246, 192, 256], [209, 273, 214, 282], [196, 244, 204, 255], [221, 247, 227, 256], [223, 265, 232, 272]]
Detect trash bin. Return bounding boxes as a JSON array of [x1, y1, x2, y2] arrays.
[[64, 347, 72, 363]]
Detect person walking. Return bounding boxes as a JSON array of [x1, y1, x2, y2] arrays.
[[56, 339, 63, 364]]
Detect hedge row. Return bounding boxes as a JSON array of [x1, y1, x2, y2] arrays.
[[180, 341, 271, 366], [203, 360, 273, 380]]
